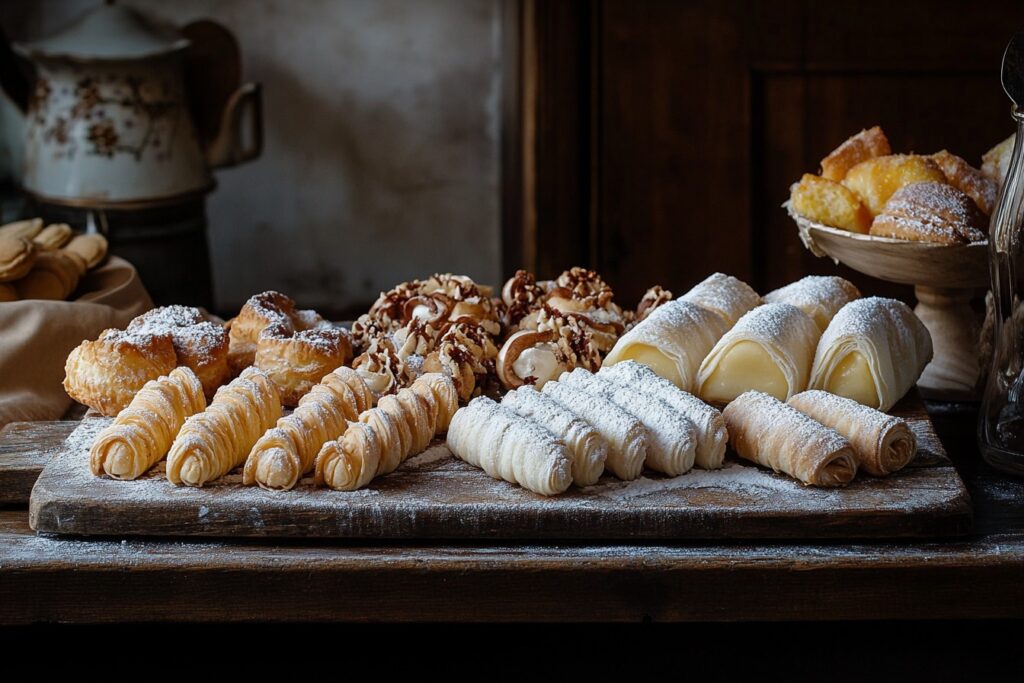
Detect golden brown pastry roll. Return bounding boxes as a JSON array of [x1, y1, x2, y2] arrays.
[[763, 275, 861, 332], [788, 390, 917, 476], [723, 390, 858, 487]]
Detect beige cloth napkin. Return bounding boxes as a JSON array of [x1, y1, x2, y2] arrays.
[[0, 256, 153, 427]]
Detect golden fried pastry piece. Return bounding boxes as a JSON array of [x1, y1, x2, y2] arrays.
[[790, 173, 873, 233], [0, 283, 16, 302], [842, 154, 947, 216], [0, 218, 43, 240], [32, 223, 73, 250], [870, 181, 987, 245], [820, 126, 892, 181], [408, 371, 458, 431], [0, 235, 36, 283], [90, 367, 206, 480], [931, 150, 999, 215], [982, 133, 1015, 185], [127, 306, 231, 398], [13, 251, 81, 300], [64, 328, 178, 416], [63, 233, 108, 269], [167, 367, 282, 487]]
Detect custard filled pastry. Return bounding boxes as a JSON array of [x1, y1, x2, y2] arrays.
[[763, 275, 861, 332], [869, 181, 987, 245], [90, 367, 206, 480], [127, 306, 231, 398], [723, 390, 858, 487], [697, 303, 820, 404], [166, 368, 282, 487], [841, 154, 947, 216], [809, 297, 932, 411], [244, 366, 373, 490], [447, 396, 573, 496], [788, 390, 917, 476], [679, 272, 761, 326], [603, 300, 729, 392]]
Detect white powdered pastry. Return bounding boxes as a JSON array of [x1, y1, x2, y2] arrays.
[[542, 379, 647, 481], [447, 396, 573, 496], [723, 390, 858, 487], [763, 275, 861, 332], [679, 272, 762, 326], [599, 360, 728, 469], [559, 368, 697, 477], [697, 302, 820, 404], [602, 299, 729, 392], [502, 386, 609, 486], [809, 297, 933, 412]]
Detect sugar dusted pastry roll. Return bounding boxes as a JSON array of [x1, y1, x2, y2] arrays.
[[723, 391, 858, 487], [697, 303, 820, 404], [788, 390, 916, 476], [763, 275, 861, 331], [560, 368, 697, 476], [502, 386, 608, 486], [542, 379, 646, 480], [447, 396, 573, 496], [90, 367, 207, 480], [600, 360, 728, 469], [809, 297, 933, 411], [603, 300, 729, 392], [679, 272, 762, 326]]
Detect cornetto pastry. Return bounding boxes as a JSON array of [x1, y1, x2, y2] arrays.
[[561, 368, 697, 477], [447, 396, 574, 496], [820, 126, 892, 182], [809, 297, 933, 412], [763, 275, 861, 332], [0, 218, 43, 240], [931, 150, 999, 215], [982, 133, 1015, 185], [502, 385, 608, 486], [842, 154, 947, 216], [697, 303, 821, 404], [32, 223, 73, 251], [0, 234, 36, 283], [63, 233, 108, 269], [869, 181, 987, 245], [0, 283, 16, 302], [542, 379, 647, 481], [13, 251, 80, 300], [89, 367, 206, 480], [245, 366, 374, 490], [600, 360, 728, 470], [788, 390, 917, 476], [789, 173, 872, 234], [127, 306, 231, 398], [166, 367, 281, 487], [723, 390, 858, 487], [603, 299, 729, 392], [679, 272, 761, 326]]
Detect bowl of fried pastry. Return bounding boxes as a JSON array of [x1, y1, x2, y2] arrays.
[[785, 125, 1012, 289]]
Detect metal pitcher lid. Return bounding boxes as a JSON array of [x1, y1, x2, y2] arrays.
[[13, 3, 189, 62]]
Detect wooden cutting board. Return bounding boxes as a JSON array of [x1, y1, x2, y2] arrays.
[[27, 395, 971, 540]]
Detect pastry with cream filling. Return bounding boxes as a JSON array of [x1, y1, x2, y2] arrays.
[[679, 272, 761, 326], [763, 275, 861, 332]]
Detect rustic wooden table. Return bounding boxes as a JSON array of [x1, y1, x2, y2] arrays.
[[1, 403, 1023, 624]]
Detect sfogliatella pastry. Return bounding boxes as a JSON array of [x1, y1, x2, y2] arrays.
[[32, 223, 73, 251], [788, 390, 917, 476], [13, 251, 80, 300], [809, 297, 933, 411], [542, 379, 647, 480], [679, 272, 762, 326], [698, 303, 820, 404], [447, 396, 573, 496], [819, 126, 892, 182], [64, 327, 178, 416], [561, 368, 697, 476], [0, 234, 36, 283], [603, 300, 729, 392], [501, 386, 608, 486], [600, 360, 728, 470], [869, 181, 987, 245], [166, 367, 282, 487], [763, 275, 861, 332], [245, 366, 374, 490], [841, 154, 948, 216], [723, 390, 858, 487], [127, 306, 231, 398], [89, 367, 206, 480], [789, 173, 872, 234], [931, 150, 999, 216]]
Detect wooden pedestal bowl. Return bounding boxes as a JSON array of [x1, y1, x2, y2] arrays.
[[789, 205, 988, 402]]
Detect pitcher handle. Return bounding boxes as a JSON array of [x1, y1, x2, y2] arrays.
[[207, 82, 263, 168]]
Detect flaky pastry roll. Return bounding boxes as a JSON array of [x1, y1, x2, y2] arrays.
[[763, 275, 861, 332], [679, 272, 762, 326]]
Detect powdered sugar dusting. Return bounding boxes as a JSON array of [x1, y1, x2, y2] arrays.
[[680, 272, 762, 324], [764, 275, 860, 327]]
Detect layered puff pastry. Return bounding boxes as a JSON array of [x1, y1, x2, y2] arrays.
[[127, 306, 231, 397], [809, 297, 932, 411], [763, 275, 861, 332]]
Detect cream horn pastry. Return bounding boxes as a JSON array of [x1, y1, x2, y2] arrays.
[[679, 272, 762, 326], [542, 378, 647, 480], [447, 396, 573, 496], [723, 390, 858, 487], [697, 303, 820, 404], [90, 367, 206, 480], [244, 366, 373, 490], [603, 300, 729, 392], [600, 360, 728, 469], [502, 386, 609, 486], [560, 368, 697, 476], [809, 297, 932, 411], [787, 390, 917, 476], [763, 275, 861, 332], [166, 368, 282, 487]]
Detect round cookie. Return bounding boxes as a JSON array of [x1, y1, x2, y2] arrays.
[[64, 233, 108, 269], [33, 223, 73, 250], [0, 235, 37, 283], [0, 218, 43, 240], [14, 251, 81, 300]]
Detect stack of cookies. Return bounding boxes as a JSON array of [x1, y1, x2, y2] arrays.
[[0, 218, 108, 302]]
